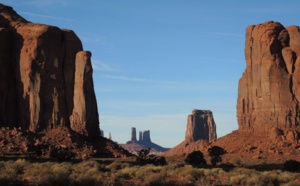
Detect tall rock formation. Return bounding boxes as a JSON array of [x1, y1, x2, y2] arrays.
[[70, 51, 99, 138], [140, 130, 152, 145], [123, 128, 169, 154], [237, 21, 300, 133], [0, 4, 100, 139], [185, 109, 217, 143], [139, 131, 143, 141], [164, 109, 217, 156], [131, 127, 137, 142]]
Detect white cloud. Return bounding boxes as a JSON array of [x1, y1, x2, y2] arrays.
[[19, 12, 78, 22], [101, 75, 178, 84], [207, 32, 244, 37], [92, 60, 120, 72], [102, 75, 153, 83], [100, 100, 161, 110], [78, 33, 115, 48], [24, 0, 69, 7]]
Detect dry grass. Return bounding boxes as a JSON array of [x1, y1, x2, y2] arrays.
[[0, 158, 299, 185]]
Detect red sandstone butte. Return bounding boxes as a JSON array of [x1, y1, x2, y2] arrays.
[[0, 4, 99, 139], [237, 21, 300, 133], [164, 109, 217, 156]]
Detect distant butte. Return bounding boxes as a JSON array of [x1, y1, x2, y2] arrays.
[[185, 109, 217, 143], [164, 109, 217, 156], [120, 127, 169, 154]]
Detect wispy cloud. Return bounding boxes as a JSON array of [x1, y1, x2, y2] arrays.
[[99, 100, 162, 111], [24, 0, 69, 7], [19, 12, 78, 22], [78, 33, 115, 48], [207, 32, 244, 37], [245, 7, 293, 14], [102, 75, 154, 83], [102, 75, 178, 84], [79, 34, 105, 44], [92, 60, 120, 72]]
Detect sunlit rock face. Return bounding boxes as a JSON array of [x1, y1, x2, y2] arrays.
[[0, 4, 100, 139], [237, 21, 300, 133], [185, 109, 217, 143]]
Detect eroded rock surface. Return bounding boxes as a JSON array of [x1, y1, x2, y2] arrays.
[[237, 21, 300, 133], [164, 109, 217, 156], [185, 109, 217, 143], [0, 4, 99, 139], [205, 21, 300, 161]]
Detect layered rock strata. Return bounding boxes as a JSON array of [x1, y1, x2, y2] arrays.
[[237, 21, 300, 133], [0, 4, 100, 139]]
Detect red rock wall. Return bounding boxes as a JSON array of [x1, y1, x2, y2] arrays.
[[237, 21, 300, 133], [0, 4, 100, 139]]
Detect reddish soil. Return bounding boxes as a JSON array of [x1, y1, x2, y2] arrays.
[[211, 130, 300, 165], [164, 130, 300, 165], [0, 127, 133, 159]]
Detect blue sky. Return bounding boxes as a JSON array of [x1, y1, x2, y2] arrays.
[[2, 0, 300, 147]]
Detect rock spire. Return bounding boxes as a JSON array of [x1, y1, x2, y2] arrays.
[[131, 127, 137, 142]]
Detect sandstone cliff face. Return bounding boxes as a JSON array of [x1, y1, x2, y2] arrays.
[[185, 109, 217, 143], [237, 21, 300, 133], [0, 4, 100, 139]]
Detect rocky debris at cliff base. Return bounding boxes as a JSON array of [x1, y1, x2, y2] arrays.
[[0, 127, 133, 159], [163, 140, 210, 156], [209, 130, 300, 164]]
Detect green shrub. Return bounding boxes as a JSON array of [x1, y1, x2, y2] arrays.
[[135, 165, 162, 180], [0, 159, 29, 185], [144, 173, 169, 186], [208, 146, 227, 166], [24, 162, 72, 186], [107, 160, 130, 171], [184, 151, 207, 167], [50, 146, 75, 161], [70, 160, 105, 186], [229, 174, 247, 185], [284, 160, 300, 172], [0, 164, 18, 185], [136, 148, 167, 166]]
